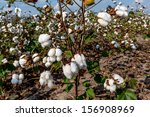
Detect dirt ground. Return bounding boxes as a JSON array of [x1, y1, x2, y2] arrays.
[[0, 37, 150, 100]]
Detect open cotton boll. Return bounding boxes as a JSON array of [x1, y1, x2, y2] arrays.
[[81, 54, 87, 68], [50, 56, 56, 62], [1, 58, 8, 64], [39, 78, 47, 86], [48, 48, 56, 57], [13, 60, 20, 67], [113, 74, 124, 84], [11, 78, 19, 84], [97, 12, 111, 22], [47, 79, 54, 89], [18, 80, 23, 85], [104, 79, 116, 92], [109, 84, 117, 93], [12, 74, 19, 80], [32, 53, 40, 63], [98, 19, 108, 27], [55, 48, 62, 57], [70, 61, 79, 75], [45, 62, 52, 68], [63, 64, 73, 79], [41, 40, 51, 48], [19, 74, 24, 80], [74, 54, 85, 69], [43, 57, 47, 63], [45, 71, 52, 80], [38, 34, 51, 43], [56, 55, 62, 61]]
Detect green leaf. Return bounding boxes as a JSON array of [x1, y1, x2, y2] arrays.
[[94, 74, 106, 84], [128, 79, 137, 89], [63, 77, 69, 84], [83, 80, 91, 87], [86, 88, 95, 99], [0, 54, 4, 65], [117, 90, 137, 100], [65, 84, 73, 93], [64, 50, 73, 59], [87, 61, 100, 75]]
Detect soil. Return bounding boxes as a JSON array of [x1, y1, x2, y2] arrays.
[[0, 38, 150, 100]]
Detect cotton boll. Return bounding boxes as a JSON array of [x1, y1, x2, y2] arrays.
[[55, 48, 62, 57], [130, 43, 137, 49], [63, 64, 73, 79], [39, 78, 47, 86], [109, 84, 116, 93], [11, 78, 18, 84], [43, 57, 47, 63], [12, 74, 19, 80], [70, 61, 79, 75], [116, 10, 124, 17], [56, 55, 62, 61], [41, 40, 51, 48], [74, 54, 84, 69], [98, 19, 108, 27], [47, 79, 53, 89], [18, 80, 23, 85], [33, 56, 40, 63], [19, 59, 27, 68], [19, 74, 24, 80], [38, 34, 51, 43], [81, 54, 87, 68], [97, 12, 111, 22], [45, 71, 52, 80], [45, 62, 52, 68], [13, 60, 20, 67], [50, 56, 56, 62], [48, 48, 56, 57], [1, 58, 8, 64], [113, 74, 124, 84]]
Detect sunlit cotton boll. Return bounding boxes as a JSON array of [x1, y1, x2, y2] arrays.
[[115, 5, 128, 17], [1, 58, 8, 64], [48, 48, 56, 57], [32, 53, 40, 63], [19, 55, 27, 68], [14, 7, 22, 17], [97, 12, 111, 27], [104, 79, 116, 92], [112, 74, 124, 84], [11, 74, 19, 84], [70, 61, 79, 76], [72, 54, 87, 69], [38, 34, 52, 48], [63, 64, 73, 79], [13, 60, 20, 67], [47, 79, 54, 89], [19, 74, 24, 80], [56, 55, 62, 61], [55, 48, 63, 57]]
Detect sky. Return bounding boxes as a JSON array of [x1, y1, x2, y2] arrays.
[[0, 0, 150, 15]]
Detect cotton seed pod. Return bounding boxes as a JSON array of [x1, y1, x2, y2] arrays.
[[11, 78, 19, 85], [50, 56, 56, 62], [43, 57, 47, 63], [39, 78, 47, 86], [19, 74, 24, 80], [38, 34, 51, 43], [45, 62, 52, 68], [56, 55, 62, 61], [70, 61, 79, 75], [63, 64, 73, 79], [18, 80, 23, 85], [12, 74, 19, 80], [55, 48, 62, 57], [112, 74, 124, 84], [41, 40, 51, 48], [81, 54, 87, 68], [74, 54, 84, 69], [48, 48, 56, 57], [98, 19, 109, 27], [13, 60, 20, 67], [47, 79, 53, 89]]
